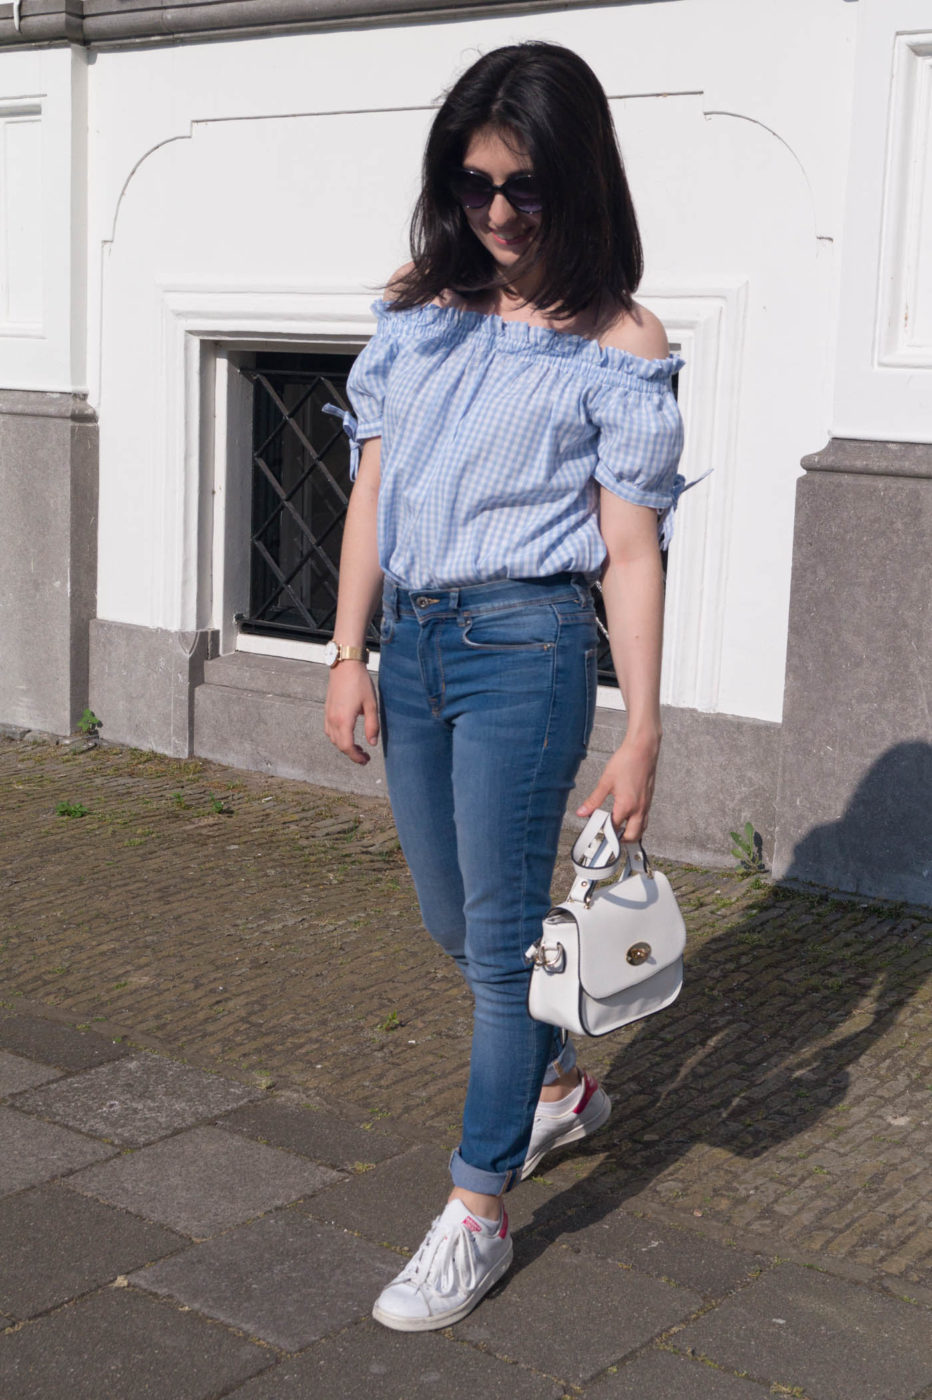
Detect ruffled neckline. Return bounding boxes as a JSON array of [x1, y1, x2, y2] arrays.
[[370, 298, 683, 382]]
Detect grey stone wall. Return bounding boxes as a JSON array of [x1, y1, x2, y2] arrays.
[[0, 391, 98, 736], [89, 620, 218, 758], [773, 440, 932, 907]]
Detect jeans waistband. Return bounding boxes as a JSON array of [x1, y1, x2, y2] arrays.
[[383, 573, 592, 620]]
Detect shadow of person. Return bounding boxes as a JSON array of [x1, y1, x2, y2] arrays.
[[784, 741, 932, 908], [512, 867, 931, 1271]]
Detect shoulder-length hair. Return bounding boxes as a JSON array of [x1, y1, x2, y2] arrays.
[[390, 42, 643, 320]]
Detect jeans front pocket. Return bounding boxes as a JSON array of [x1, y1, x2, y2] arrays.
[[461, 601, 559, 653]]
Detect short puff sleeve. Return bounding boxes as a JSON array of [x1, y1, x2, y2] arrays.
[[322, 304, 401, 480], [588, 361, 687, 546]]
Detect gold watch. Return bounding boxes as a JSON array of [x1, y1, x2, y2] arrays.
[[323, 641, 369, 668]]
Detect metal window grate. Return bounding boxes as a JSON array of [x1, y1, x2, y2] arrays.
[[239, 351, 381, 647]]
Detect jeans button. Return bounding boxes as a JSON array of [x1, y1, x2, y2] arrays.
[[416, 597, 429, 608]]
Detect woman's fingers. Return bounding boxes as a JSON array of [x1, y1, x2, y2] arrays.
[[576, 747, 655, 839], [576, 777, 611, 820], [362, 689, 380, 748], [325, 668, 379, 765]]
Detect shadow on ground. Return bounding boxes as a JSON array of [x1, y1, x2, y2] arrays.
[[511, 879, 932, 1277]]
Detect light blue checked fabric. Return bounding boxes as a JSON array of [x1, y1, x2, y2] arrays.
[[325, 299, 686, 590]]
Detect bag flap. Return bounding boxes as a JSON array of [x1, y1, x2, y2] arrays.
[[556, 870, 686, 999]]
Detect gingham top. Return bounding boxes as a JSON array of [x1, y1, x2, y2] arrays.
[[324, 298, 685, 590]]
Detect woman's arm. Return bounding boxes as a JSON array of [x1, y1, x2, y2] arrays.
[[324, 437, 384, 765], [575, 488, 665, 839]]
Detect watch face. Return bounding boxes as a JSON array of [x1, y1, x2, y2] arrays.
[[323, 641, 339, 667]]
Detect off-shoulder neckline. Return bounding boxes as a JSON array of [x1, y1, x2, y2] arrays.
[[370, 298, 683, 382]]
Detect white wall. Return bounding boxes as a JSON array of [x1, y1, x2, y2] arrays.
[[833, 0, 932, 443], [0, 44, 87, 390], [2, 0, 860, 724]]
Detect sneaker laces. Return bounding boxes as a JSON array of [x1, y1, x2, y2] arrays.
[[396, 1215, 482, 1300]]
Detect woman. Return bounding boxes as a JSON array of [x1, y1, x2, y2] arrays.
[[323, 41, 684, 1331]]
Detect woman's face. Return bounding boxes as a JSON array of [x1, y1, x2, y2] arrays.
[[459, 126, 541, 269]]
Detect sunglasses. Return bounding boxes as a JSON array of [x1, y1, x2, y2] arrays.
[[449, 168, 543, 215]]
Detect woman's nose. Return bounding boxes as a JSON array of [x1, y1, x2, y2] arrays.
[[487, 190, 517, 224]]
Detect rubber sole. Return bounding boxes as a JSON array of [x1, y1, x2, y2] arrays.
[[371, 1242, 514, 1332], [520, 1090, 612, 1180]]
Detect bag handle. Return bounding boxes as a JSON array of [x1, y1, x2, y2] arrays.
[[568, 810, 652, 905]]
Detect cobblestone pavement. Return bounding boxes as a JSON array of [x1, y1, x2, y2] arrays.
[[2, 733, 932, 1380]]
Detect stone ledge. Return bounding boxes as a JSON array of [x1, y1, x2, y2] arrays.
[[802, 437, 932, 479], [0, 0, 621, 47], [0, 389, 96, 421]]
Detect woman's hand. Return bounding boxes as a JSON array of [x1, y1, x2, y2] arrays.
[[324, 662, 380, 765], [576, 733, 660, 841]]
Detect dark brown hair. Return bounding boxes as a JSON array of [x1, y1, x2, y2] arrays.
[[390, 42, 643, 320]]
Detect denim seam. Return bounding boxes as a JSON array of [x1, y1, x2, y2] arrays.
[[513, 607, 562, 1144]]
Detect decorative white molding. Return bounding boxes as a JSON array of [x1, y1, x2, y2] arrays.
[[876, 33, 932, 369], [641, 279, 748, 713], [157, 283, 379, 632], [0, 100, 43, 335]]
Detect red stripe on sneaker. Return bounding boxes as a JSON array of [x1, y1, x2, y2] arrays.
[[573, 1072, 598, 1116], [498, 1209, 509, 1240]]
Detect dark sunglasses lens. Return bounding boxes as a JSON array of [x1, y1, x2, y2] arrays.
[[504, 177, 543, 214], [450, 172, 493, 209]]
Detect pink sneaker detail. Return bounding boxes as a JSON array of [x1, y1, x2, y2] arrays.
[[573, 1071, 599, 1116]]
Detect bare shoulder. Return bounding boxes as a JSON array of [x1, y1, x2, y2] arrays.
[[384, 262, 415, 302], [384, 262, 456, 310], [598, 301, 669, 360]]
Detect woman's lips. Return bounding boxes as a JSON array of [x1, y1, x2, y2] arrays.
[[490, 230, 531, 247]]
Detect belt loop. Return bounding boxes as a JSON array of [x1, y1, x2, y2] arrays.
[[382, 579, 398, 621]]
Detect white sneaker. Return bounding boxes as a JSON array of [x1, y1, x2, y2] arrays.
[[372, 1198, 513, 1332], [520, 1070, 612, 1180]]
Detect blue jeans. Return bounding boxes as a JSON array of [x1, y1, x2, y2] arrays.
[[378, 575, 599, 1194]]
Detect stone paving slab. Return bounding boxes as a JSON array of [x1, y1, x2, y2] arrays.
[[585, 1348, 774, 1398], [0, 1287, 270, 1400], [12, 1053, 260, 1145], [674, 1262, 932, 1400], [219, 1090, 408, 1169], [0, 1106, 115, 1195], [300, 1141, 556, 1250], [66, 1123, 343, 1237], [131, 1210, 399, 1351], [300, 1143, 453, 1250], [0, 1014, 129, 1072], [0, 1183, 186, 1320], [459, 1241, 703, 1386], [0, 1049, 61, 1096], [538, 1200, 769, 1298], [224, 1319, 564, 1399]]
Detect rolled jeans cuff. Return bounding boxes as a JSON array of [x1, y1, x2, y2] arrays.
[[542, 1032, 577, 1085], [449, 1148, 518, 1196]]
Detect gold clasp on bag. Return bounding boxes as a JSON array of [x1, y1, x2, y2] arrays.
[[626, 942, 651, 966], [528, 941, 565, 973]]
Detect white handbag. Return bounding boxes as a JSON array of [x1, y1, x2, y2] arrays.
[[525, 810, 686, 1037]]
